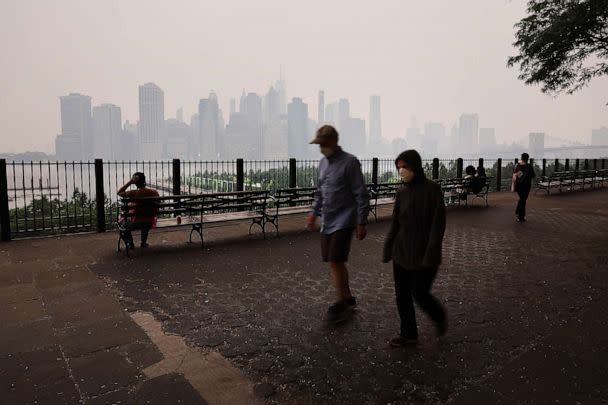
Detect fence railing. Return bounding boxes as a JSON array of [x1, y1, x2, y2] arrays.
[[1, 157, 606, 240]]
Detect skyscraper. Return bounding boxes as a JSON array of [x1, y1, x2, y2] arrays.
[[92, 104, 122, 160], [458, 113, 479, 154], [242, 93, 263, 159], [55, 93, 92, 160], [275, 71, 287, 115], [342, 118, 366, 157], [288, 97, 309, 159], [176, 108, 184, 123], [198, 92, 222, 159], [338, 98, 350, 131], [263, 86, 280, 127], [229, 98, 236, 116], [369, 95, 382, 145], [165, 119, 190, 159], [423, 122, 445, 157], [138, 83, 165, 160], [318, 91, 325, 125]]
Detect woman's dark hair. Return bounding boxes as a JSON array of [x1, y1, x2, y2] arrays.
[[476, 166, 487, 177], [465, 165, 476, 176], [395, 150, 425, 183], [133, 172, 146, 188]]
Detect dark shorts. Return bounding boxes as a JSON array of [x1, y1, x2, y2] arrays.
[[321, 228, 354, 263]]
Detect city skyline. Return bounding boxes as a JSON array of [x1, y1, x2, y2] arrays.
[[2, 0, 608, 154]]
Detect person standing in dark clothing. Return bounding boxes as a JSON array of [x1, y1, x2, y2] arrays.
[[383, 150, 447, 347], [512, 153, 536, 222]]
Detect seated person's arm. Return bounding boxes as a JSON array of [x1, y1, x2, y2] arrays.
[[117, 177, 135, 197]]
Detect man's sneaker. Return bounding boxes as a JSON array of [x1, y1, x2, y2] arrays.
[[141, 242, 149, 248], [389, 336, 418, 347], [345, 296, 357, 309], [127, 241, 135, 250], [327, 302, 350, 324]]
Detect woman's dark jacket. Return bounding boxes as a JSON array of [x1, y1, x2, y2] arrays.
[[383, 178, 446, 269]]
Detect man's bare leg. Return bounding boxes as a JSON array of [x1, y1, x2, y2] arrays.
[[330, 262, 352, 302]]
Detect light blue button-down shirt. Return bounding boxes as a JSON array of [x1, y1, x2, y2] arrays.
[[311, 147, 370, 234]]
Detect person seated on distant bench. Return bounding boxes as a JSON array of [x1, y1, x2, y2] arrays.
[[476, 166, 487, 178], [469, 166, 487, 194], [457, 165, 479, 200], [117, 172, 159, 249]]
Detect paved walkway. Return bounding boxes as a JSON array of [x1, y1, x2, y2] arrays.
[[1, 189, 607, 404]]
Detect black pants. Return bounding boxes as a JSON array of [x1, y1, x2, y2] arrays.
[[516, 186, 531, 220], [393, 263, 446, 338], [123, 221, 151, 246]]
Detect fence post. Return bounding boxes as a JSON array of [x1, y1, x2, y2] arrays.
[[370, 158, 379, 185], [496, 158, 502, 192], [478, 158, 484, 169], [0, 159, 11, 241], [456, 158, 463, 178], [603, 159, 606, 169], [236, 159, 244, 191], [575, 158, 580, 172], [289, 158, 297, 188], [94, 159, 106, 233], [584, 159, 589, 171], [555, 158, 559, 172], [172, 159, 181, 195], [542, 159, 546, 177], [593, 159, 598, 170], [565, 158, 570, 172], [432, 158, 439, 180]]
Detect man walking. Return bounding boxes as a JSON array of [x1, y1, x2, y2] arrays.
[[306, 125, 370, 324], [512, 153, 535, 222]]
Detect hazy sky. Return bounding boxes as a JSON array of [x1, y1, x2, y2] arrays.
[[1, 0, 607, 153]]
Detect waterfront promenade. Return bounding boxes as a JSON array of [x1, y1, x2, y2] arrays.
[[1, 189, 607, 404]]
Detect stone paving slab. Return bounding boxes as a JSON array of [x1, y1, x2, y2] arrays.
[[0, 189, 607, 404]]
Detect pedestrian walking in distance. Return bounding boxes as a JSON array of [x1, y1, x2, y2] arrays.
[[383, 150, 448, 347], [306, 125, 370, 324], [512, 153, 535, 222]]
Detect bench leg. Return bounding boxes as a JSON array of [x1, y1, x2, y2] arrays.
[[248, 217, 266, 238], [265, 215, 279, 237], [117, 230, 130, 257], [189, 224, 203, 247]]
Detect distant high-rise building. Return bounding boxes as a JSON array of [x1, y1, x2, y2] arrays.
[[592, 127, 608, 145], [190, 114, 200, 159], [165, 119, 190, 159], [263, 86, 281, 127], [479, 128, 496, 153], [338, 98, 350, 131], [92, 104, 122, 160], [229, 98, 236, 116], [55, 93, 92, 160], [198, 92, 222, 159], [275, 72, 287, 115], [325, 102, 339, 127], [242, 93, 263, 159], [458, 113, 479, 154], [369, 95, 382, 146], [264, 116, 289, 160], [239, 89, 247, 113], [342, 118, 366, 157], [138, 83, 165, 159], [318, 91, 325, 125], [529, 132, 545, 158], [118, 120, 137, 160], [288, 97, 309, 159], [225, 113, 253, 159], [176, 108, 184, 123], [423, 122, 445, 157], [406, 116, 422, 151]]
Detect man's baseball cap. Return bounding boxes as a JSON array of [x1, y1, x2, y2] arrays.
[[310, 125, 339, 144]]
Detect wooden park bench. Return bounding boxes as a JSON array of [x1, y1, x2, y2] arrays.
[[117, 190, 270, 256], [438, 177, 493, 207]]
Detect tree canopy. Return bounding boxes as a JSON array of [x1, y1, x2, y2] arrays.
[[508, 0, 608, 96]]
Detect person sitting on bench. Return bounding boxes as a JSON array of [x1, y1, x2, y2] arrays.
[[117, 172, 159, 249]]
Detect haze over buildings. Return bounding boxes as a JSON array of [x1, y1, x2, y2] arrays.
[[2, 0, 608, 158]]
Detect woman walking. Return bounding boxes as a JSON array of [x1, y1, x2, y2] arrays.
[[383, 150, 448, 347]]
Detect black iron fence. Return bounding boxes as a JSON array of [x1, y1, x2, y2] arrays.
[[1, 157, 606, 240]]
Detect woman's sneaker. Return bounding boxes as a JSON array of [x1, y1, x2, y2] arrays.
[[327, 302, 350, 324], [345, 296, 357, 309], [389, 336, 418, 347]]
